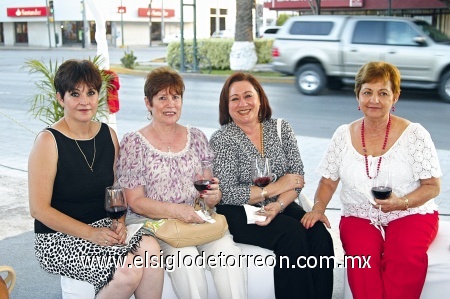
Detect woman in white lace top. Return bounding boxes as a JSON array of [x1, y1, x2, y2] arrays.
[[301, 61, 442, 299]]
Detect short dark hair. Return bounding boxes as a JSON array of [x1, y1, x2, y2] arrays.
[[144, 67, 185, 104], [54, 59, 102, 97], [354, 61, 401, 96], [218, 72, 272, 125]]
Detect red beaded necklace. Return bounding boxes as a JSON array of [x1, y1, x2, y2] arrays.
[[361, 115, 391, 179]]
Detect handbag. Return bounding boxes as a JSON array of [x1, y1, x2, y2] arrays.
[[142, 201, 229, 248]]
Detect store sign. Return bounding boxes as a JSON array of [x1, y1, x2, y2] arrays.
[[7, 7, 48, 17], [138, 8, 175, 18]]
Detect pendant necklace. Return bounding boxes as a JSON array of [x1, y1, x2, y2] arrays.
[[361, 115, 391, 179], [152, 123, 177, 153], [64, 118, 96, 172], [260, 122, 264, 157]]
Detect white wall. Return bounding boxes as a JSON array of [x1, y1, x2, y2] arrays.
[[3, 23, 15, 46], [27, 21, 52, 47]]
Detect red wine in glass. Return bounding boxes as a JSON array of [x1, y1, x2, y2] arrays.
[[252, 157, 273, 216], [371, 186, 392, 199], [105, 206, 127, 219], [194, 179, 211, 192], [371, 171, 392, 200], [193, 161, 213, 218], [105, 186, 127, 238], [253, 177, 271, 188]]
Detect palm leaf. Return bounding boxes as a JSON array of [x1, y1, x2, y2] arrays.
[[22, 55, 110, 125]]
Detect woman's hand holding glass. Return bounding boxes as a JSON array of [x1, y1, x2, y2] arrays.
[[193, 161, 216, 218], [104, 186, 128, 246]]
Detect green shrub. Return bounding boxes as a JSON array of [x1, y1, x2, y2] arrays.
[[121, 50, 137, 69], [277, 14, 291, 26], [166, 39, 273, 70]]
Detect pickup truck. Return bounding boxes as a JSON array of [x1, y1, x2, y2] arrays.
[[272, 15, 450, 103]]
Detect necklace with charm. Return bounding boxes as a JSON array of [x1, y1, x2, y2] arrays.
[[64, 118, 96, 172], [151, 123, 177, 153]]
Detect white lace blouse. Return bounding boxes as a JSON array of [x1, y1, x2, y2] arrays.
[[318, 123, 441, 225]]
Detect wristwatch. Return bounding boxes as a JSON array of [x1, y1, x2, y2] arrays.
[[277, 200, 285, 213]]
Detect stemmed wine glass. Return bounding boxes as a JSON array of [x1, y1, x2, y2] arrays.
[[371, 170, 392, 200], [252, 157, 273, 216], [105, 186, 127, 244], [193, 161, 213, 218]]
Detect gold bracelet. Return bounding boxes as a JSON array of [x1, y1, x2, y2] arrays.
[[402, 196, 410, 210]]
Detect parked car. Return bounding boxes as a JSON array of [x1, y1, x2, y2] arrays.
[[259, 26, 281, 39], [272, 15, 450, 103], [211, 30, 234, 38]]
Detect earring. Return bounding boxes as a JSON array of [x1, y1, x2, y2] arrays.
[[357, 106, 361, 110], [391, 106, 396, 112], [147, 111, 152, 121]]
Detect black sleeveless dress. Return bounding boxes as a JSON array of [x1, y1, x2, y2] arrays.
[[34, 122, 142, 295]]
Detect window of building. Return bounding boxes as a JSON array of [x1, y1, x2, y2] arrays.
[[15, 22, 28, 43], [61, 21, 83, 44], [210, 8, 227, 36]]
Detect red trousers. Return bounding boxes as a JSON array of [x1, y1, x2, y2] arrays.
[[340, 212, 438, 299]]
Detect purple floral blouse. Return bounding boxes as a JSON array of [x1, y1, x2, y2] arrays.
[[117, 126, 214, 208]]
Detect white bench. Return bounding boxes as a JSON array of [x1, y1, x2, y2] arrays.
[[61, 243, 275, 299], [343, 220, 450, 298], [61, 195, 315, 298]]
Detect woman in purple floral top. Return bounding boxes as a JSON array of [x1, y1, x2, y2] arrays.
[[116, 67, 247, 299]]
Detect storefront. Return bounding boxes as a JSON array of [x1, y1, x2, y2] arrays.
[[0, 0, 237, 48]]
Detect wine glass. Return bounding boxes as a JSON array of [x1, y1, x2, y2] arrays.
[[371, 171, 392, 200], [252, 157, 273, 216], [193, 160, 214, 218], [105, 186, 127, 233]]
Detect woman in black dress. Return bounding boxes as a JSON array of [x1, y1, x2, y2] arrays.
[[28, 59, 163, 298]]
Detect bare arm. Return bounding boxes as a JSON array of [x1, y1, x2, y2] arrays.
[[124, 185, 204, 224], [28, 131, 120, 245], [375, 177, 440, 212], [301, 177, 340, 229]]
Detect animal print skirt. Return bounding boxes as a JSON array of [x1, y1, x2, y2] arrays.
[[34, 218, 143, 295]]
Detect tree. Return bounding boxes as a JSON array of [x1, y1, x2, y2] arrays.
[[308, 0, 321, 15], [230, 0, 257, 71]]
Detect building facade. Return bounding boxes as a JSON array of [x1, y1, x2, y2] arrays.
[[0, 0, 245, 48]]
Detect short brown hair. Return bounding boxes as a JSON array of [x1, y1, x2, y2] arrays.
[[144, 67, 185, 104], [354, 61, 401, 96], [218, 72, 272, 125], [54, 59, 102, 96]]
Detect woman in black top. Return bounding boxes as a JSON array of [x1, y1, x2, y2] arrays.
[[28, 59, 163, 298], [210, 72, 334, 299]]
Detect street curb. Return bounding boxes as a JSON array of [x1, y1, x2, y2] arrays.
[[110, 65, 295, 85]]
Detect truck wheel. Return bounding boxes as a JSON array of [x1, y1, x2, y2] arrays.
[[295, 64, 326, 95], [438, 71, 450, 103]]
